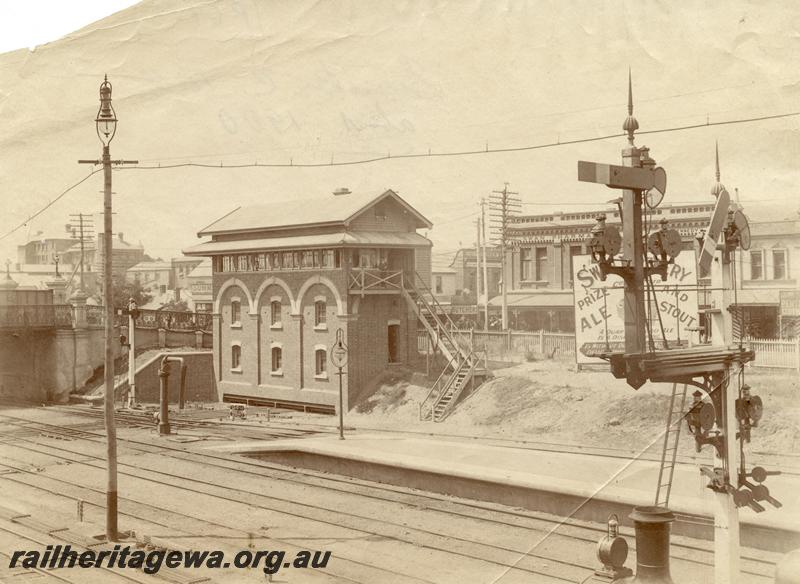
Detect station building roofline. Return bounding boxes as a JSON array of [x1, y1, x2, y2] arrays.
[[183, 230, 432, 256], [197, 188, 432, 237]]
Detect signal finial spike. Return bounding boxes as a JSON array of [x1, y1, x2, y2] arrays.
[[627, 68, 633, 116], [622, 68, 639, 145], [711, 140, 726, 198]]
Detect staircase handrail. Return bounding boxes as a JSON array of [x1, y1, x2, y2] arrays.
[[419, 352, 467, 421], [433, 350, 480, 422], [408, 272, 473, 361]]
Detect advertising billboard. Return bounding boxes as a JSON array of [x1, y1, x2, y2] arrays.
[[572, 254, 699, 365]]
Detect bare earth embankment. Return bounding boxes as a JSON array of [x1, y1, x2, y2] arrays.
[[347, 361, 800, 458]]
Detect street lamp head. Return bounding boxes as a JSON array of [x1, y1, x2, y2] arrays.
[[95, 75, 117, 146]]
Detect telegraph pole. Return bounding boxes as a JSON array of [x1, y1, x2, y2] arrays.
[[68, 213, 94, 293], [475, 217, 482, 327], [78, 76, 137, 542], [489, 184, 520, 330], [480, 198, 489, 331]]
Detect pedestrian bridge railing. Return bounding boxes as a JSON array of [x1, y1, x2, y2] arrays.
[[0, 304, 74, 329]]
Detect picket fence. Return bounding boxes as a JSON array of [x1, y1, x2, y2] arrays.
[[417, 329, 576, 362], [745, 337, 800, 371]]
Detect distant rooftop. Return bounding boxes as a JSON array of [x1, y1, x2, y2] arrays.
[[187, 258, 212, 278], [128, 261, 172, 271]]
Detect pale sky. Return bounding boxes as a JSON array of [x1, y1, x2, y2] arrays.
[[1, 1, 798, 264], [0, 1, 140, 53]]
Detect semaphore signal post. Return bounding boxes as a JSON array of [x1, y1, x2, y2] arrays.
[[578, 72, 780, 584]]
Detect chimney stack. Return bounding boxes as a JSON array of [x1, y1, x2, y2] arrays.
[[333, 188, 351, 196]]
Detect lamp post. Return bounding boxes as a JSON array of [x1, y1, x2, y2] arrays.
[[78, 76, 137, 542]]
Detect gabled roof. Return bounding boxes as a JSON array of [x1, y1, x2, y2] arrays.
[[197, 189, 432, 236]]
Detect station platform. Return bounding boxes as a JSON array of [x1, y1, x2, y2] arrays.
[[212, 433, 800, 553]]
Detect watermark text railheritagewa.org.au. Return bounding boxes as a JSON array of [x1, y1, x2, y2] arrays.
[[9, 545, 331, 575]]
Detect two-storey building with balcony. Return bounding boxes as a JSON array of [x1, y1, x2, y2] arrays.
[[183, 188, 441, 412], [500, 203, 716, 332]]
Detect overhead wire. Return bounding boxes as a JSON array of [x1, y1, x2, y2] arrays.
[[2, 109, 798, 242], [0, 168, 103, 241]]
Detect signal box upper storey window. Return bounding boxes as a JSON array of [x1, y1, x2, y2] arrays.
[[218, 249, 340, 273]]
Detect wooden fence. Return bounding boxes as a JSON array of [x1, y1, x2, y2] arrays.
[[746, 337, 800, 371]]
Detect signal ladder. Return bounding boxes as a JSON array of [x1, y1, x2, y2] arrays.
[[655, 382, 689, 508]]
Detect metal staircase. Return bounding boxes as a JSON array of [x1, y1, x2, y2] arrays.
[[654, 382, 689, 508], [402, 273, 482, 421]]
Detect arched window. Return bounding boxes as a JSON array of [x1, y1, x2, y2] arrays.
[[314, 300, 326, 327], [230, 300, 241, 326], [231, 344, 241, 371], [271, 347, 282, 373], [315, 348, 327, 377], [270, 300, 281, 326]]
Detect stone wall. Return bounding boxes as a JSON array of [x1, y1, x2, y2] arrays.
[[0, 325, 122, 404], [118, 351, 216, 404]]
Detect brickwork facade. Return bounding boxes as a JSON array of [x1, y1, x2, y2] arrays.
[[186, 189, 433, 411]]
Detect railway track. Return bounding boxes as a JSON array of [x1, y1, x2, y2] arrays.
[[40, 402, 800, 477], [0, 409, 780, 583]]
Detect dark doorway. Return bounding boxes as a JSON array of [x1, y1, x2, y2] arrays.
[[388, 324, 400, 363]]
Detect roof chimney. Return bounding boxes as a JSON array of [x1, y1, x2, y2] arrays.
[[333, 188, 351, 196]]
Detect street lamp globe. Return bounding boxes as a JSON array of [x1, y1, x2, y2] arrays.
[[95, 75, 117, 146]]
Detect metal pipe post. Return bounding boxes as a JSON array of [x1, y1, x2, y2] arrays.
[[158, 360, 171, 435], [128, 312, 136, 407]]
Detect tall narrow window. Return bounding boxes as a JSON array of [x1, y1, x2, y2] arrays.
[[535, 248, 548, 281], [270, 301, 281, 326], [750, 250, 763, 280], [520, 248, 533, 281], [231, 345, 241, 370], [314, 301, 327, 327], [569, 246, 582, 287], [271, 347, 282, 372], [773, 250, 786, 280], [315, 349, 327, 376], [231, 300, 241, 325], [435, 276, 443, 294]]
